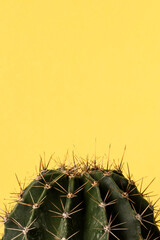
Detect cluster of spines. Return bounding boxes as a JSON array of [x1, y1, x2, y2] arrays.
[[1, 150, 160, 240]]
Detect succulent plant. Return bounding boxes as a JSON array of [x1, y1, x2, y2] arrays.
[[1, 150, 160, 239]]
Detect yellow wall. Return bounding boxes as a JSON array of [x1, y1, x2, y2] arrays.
[[0, 0, 160, 235]]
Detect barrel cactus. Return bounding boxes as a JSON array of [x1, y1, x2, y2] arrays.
[[1, 151, 160, 240]]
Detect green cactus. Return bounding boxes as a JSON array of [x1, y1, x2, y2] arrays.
[[1, 153, 160, 240]]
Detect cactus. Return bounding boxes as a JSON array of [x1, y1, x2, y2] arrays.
[[1, 152, 160, 240]]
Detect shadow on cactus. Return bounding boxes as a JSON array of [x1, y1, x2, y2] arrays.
[[1, 148, 160, 239]]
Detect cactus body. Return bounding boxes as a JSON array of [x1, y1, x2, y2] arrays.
[[2, 158, 160, 240]]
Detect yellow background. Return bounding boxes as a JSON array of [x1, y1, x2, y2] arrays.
[[0, 0, 160, 235]]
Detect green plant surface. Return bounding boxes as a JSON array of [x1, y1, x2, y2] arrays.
[[1, 156, 160, 240]]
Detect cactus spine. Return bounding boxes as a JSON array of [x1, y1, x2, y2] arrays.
[[1, 153, 160, 240]]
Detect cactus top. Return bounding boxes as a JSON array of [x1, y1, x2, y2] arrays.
[[1, 153, 160, 240]]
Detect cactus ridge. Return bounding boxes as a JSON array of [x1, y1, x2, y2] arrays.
[[1, 152, 160, 240]]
